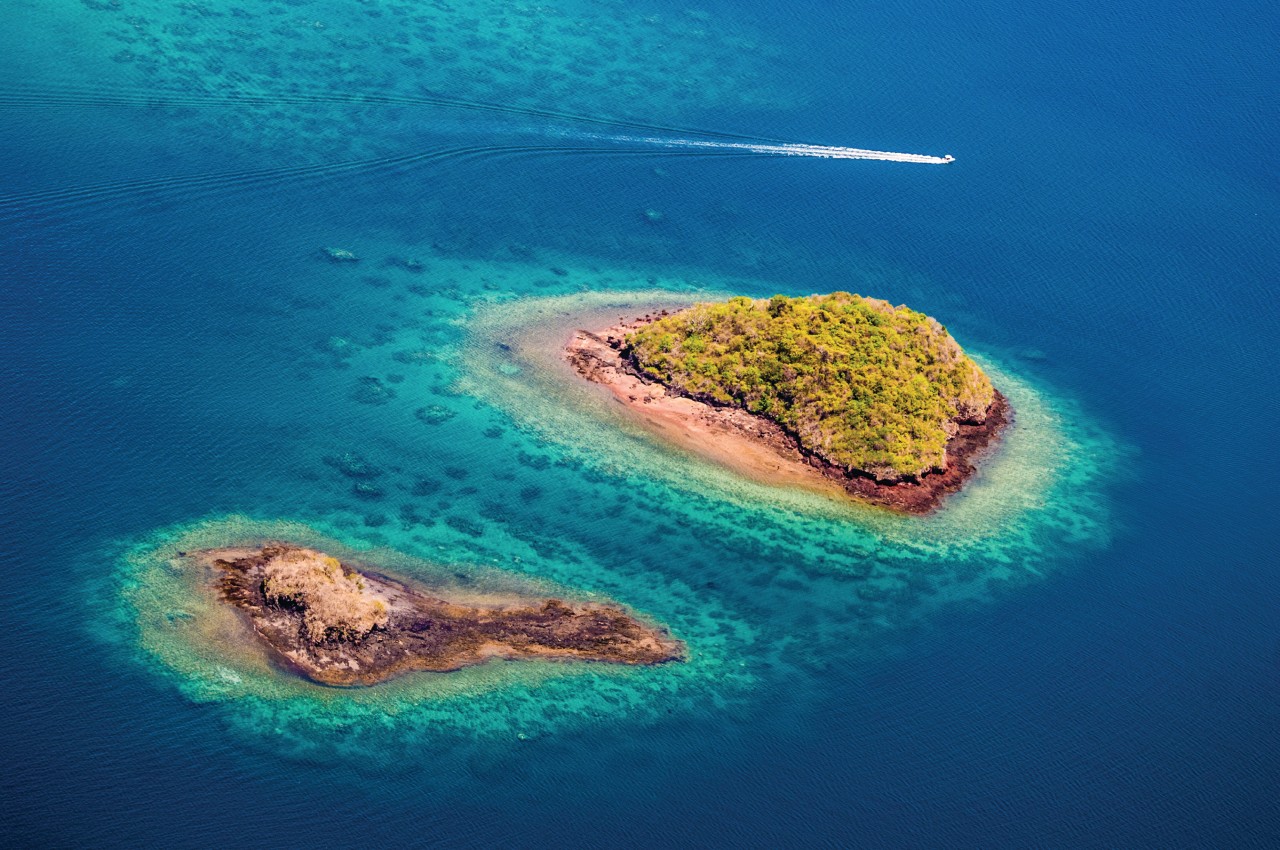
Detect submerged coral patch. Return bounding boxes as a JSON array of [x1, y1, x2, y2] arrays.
[[75, 0, 803, 165]]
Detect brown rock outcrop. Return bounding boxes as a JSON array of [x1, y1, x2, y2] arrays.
[[201, 544, 684, 686]]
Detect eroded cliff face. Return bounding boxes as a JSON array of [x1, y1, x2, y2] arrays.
[[205, 544, 684, 686]]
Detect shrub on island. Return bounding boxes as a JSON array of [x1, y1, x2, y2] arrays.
[[623, 293, 996, 482], [260, 547, 388, 643]]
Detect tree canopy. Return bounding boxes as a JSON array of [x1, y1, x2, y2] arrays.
[[624, 293, 995, 481]]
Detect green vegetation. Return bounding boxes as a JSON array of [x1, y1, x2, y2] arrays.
[[624, 293, 995, 481]]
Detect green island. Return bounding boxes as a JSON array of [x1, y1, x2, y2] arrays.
[[623, 293, 1001, 484]]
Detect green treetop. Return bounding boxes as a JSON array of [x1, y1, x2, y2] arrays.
[[624, 293, 996, 481]]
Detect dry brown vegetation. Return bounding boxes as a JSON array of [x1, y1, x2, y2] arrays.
[[260, 547, 388, 643]]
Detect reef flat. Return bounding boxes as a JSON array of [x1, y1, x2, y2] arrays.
[[567, 295, 1010, 513], [202, 543, 683, 686]]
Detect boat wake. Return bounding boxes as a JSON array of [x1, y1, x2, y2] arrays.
[[0, 82, 954, 218], [572, 132, 954, 164], [0, 81, 955, 165]]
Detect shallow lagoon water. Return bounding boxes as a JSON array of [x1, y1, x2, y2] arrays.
[[4, 0, 1279, 846]]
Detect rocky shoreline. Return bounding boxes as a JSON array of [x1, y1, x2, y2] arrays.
[[566, 312, 1011, 514], [198, 544, 684, 687]]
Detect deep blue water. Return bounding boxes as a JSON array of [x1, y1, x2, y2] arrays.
[[3, 0, 1278, 847]]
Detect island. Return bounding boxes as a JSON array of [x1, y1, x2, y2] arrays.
[[198, 543, 684, 686], [566, 293, 1010, 513]]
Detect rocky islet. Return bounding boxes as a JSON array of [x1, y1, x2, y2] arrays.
[[201, 542, 684, 687]]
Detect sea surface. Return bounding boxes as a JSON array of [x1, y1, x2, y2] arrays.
[[3, 1, 1278, 847]]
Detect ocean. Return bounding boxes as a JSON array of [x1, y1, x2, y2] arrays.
[[2, 0, 1277, 847]]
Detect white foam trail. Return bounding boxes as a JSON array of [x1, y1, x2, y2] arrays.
[[575, 132, 954, 164]]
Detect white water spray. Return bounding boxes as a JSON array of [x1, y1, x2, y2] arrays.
[[575, 132, 955, 164]]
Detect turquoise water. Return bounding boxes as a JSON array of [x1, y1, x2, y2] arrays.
[[4, 0, 1278, 847]]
